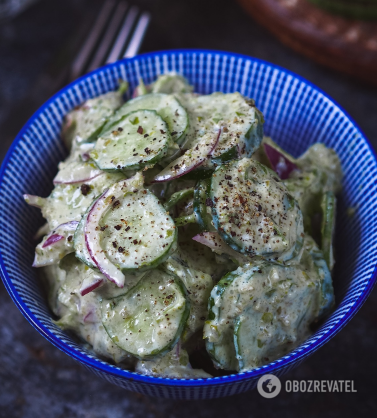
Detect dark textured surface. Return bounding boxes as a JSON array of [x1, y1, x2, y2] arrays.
[[0, 0, 376, 416]]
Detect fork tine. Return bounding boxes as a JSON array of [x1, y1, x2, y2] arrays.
[[69, 0, 117, 81], [106, 5, 139, 64], [86, 1, 129, 73], [123, 12, 150, 58]]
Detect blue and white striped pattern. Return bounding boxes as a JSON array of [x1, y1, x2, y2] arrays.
[[0, 50, 376, 399]]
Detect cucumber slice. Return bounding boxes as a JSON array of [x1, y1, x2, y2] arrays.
[[301, 235, 334, 318], [283, 169, 326, 234], [176, 92, 263, 160], [204, 270, 240, 370], [193, 178, 216, 232], [321, 192, 336, 271], [178, 167, 214, 181], [101, 93, 188, 145], [205, 252, 330, 372], [211, 146, 238, 165], [233, 315, 258, 371], [75, 204, 151, 290], [62, 90, 124, 148], [296, 143, 342, 195], [283, 143, 342, 234], [85, 173, 177, 287], [153, 130, 220, 183], [102, 268, 190, 359], [210, 158, 304, 262], [90, 110, 171, 172]]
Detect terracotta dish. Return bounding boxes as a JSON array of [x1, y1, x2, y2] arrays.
[[237, 0, 377, 85]]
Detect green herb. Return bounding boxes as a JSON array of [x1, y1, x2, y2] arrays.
[[262, 312, 273, 322], [257, 339, 265, 348], [265, 289, 276, 297]]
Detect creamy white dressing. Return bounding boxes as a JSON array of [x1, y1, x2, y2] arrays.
[[135, 346, 210, 379], [42, 171, 126, 229], [25, 74, 341, 378]]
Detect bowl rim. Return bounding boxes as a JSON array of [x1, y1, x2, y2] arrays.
[[1, 48, 377, 387]]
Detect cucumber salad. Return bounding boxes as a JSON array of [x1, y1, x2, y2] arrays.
[[24, 73, 342, 378]]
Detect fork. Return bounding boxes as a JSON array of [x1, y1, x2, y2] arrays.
[[70, 0, 150, 81], [0, 0, 150, 161]]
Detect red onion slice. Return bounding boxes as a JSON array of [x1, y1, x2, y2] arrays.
[[85, 189, 125, 287], [84, 173, 144, 287], [41, 221, 79, 248], [208, 128, 222, 156], [42, 234, 64, 248], [80, 153, 91, 162], [51, 221, 80, 232], [79, 142, 96, 162], [33, 221, 79, 267], [263, 143, 298, 180], [80, 274, 105, 296], [153, 129, 221, 183], [193, 232, 249, 265], [83, 308, 98, 323]]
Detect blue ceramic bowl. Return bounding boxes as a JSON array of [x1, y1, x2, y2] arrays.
[[1, 50, 376, 399]]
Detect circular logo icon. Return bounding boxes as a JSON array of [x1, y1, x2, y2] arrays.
[[257, 374, 282, 398]]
